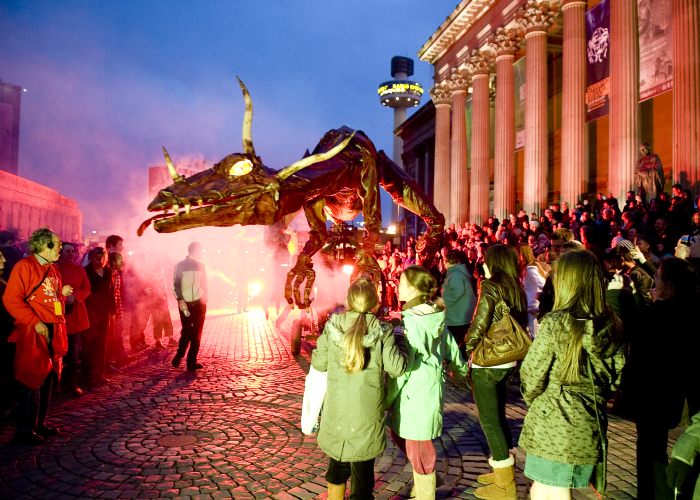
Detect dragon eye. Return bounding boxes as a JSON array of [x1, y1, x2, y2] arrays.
[[229, 159, 253, 176]]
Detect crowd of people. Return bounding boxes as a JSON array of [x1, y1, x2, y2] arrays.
[[0, 231, 209, 446], [1, 186, 699, 498], [316, 188, 700, 500]]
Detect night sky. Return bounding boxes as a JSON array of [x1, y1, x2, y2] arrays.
[[1, 1, 459, 234]]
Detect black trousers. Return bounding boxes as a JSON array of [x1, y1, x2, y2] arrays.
[[470, 367, 514, 461], [17, 371, 56, 435], [326, 456, 375, 500], [176, 301, 206, 369]]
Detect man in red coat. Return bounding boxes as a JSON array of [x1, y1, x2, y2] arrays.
[[2, 228, 72, 445]]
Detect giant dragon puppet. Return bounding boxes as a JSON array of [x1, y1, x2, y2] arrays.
[[139, 79, 444, 309]]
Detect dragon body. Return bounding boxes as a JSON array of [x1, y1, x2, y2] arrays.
[[139, 80, 444, 308]]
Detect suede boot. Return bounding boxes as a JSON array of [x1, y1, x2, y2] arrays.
[[477, 454, 515, 485], [327, 482, 345, 500], [409, 472, 443, 498], [413, 471, 436, 500], [474, 456, 517, 500]]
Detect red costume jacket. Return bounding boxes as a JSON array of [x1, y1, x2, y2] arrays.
[[2, 256, 68, 390], [58, 260, 91, 334]]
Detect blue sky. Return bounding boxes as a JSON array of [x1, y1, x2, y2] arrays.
[[1, 0, 458, 233]]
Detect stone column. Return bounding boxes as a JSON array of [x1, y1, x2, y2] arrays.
[[468, 51, 495, 226], [430, 83, 452, 224], [488, 28, 521, 222], [673, 0, 700, 193], [561, 0, 587, 206], [609, 0, 639, 202], [517, 1, 559, 216], [448, 68, 472, 226]]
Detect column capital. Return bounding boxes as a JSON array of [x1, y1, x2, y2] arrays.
[[447, 67, 472, 93], [562, 0, 586, 10], [467, 50, 496, 77], [516, 0, 560, 35], [429, 82, 452, 106], [487, 27, 523, 57]]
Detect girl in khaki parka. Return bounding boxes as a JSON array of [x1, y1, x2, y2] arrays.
[[312, 277, 407, 500]]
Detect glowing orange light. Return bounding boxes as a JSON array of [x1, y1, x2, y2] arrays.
[[249, 283, 262, 296], [342, 265, 353, 274]]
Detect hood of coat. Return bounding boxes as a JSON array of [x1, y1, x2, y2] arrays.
[[325, 311, 385, 348], [404, 302, 445, 358], [446, 263, 468, 280], [550, 305, 624, 359]]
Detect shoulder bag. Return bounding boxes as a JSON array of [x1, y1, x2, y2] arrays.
[[472, 288, 531, 366], [586, 355, 607, 499]]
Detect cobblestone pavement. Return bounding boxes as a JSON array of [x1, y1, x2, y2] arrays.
[[0, 307, 683, 500]]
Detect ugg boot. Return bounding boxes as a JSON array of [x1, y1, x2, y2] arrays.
[[477, 454, 515, 485], [327, 482, 346, 500], [413, 471, 436, 500], [408, 471, 443, 498], [474, 456, 517, 500]]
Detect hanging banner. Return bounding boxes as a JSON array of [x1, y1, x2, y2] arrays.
[[514, 56, 526, 151], [638, 0, 673, 101], [585, 0, 610, 122]]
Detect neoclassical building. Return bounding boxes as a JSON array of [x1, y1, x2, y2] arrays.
[[407, 0, 699, 227]]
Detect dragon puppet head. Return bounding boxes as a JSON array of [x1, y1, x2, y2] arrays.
[[138, 78, 353, 236]]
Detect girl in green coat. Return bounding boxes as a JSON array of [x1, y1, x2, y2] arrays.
[[312, 277, 407, 500], [386, 265, 469, 500], [520, 250, 626, 500]]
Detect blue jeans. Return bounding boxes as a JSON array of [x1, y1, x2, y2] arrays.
[[470, 367, 514, 461]]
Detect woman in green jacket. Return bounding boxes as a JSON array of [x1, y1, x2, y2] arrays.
[[312, 277, 407, 500], [386, 265, 468, 500], [520, 250, 626, 500]]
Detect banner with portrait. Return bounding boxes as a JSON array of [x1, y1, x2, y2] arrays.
[[513, 56, 526, 151], [585, 0, 610, 122], [638, 0, 673, 101]]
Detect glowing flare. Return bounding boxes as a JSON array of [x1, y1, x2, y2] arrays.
[[342, 265, 353, 274]]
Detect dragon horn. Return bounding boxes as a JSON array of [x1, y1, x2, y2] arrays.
[[276, 132, 355, 181], [162, 146, 181, 182], [237, 77, 255, 156]]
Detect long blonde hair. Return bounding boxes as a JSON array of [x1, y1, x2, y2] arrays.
[[552, 250, 605, 383], [342, 276, 379, 374], [519, 244, 547, 279]]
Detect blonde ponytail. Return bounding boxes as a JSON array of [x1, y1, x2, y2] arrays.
[[342, 276, 378, 374]]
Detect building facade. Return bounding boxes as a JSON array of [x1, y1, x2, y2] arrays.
[[0, 170, 82, 243], [415, 0, 699, 226], [0, 79, 22, 176]]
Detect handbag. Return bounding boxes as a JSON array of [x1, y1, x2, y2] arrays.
[[301, 366, 327, 435], [472, 288, 531, 366], [586, 355, 607, 499]]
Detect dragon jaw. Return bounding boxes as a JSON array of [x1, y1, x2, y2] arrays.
[[138, 153, 281, 236]]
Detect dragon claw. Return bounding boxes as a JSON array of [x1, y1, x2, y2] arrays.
[[285, 254, 316, 309]]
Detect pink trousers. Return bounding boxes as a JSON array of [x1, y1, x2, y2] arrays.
[[389, 429, 436, 475]]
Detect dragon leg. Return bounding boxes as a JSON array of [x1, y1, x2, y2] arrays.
[[377, 150, 445, 265], [284, 198, 328, 309], [350, 149, 383, 284]]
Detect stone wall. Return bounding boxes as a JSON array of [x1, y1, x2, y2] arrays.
[[0, 170, 82, 242]]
